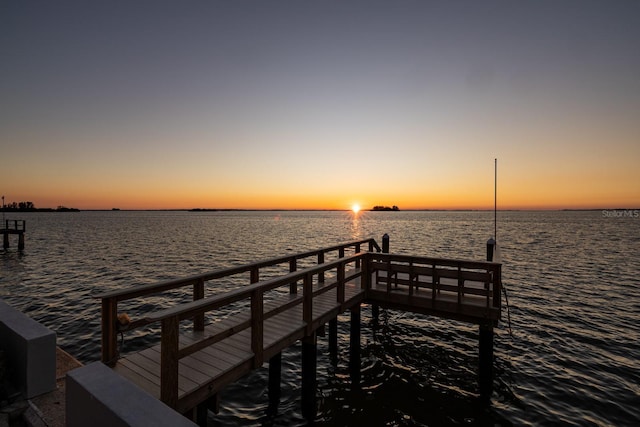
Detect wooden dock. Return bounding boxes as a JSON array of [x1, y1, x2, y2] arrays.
[[2, 220, 25, 250], [97, 237, 501, 424]]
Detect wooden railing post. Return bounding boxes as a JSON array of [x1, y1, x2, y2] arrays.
[[101, 297, 118, 365], [355, 243, 361, 268], [289, 258, 297, 294], [193, 278, 205, 331], [337, 262, 345, 304], [303, 273, 313, 335], [250, 267, 259, 284], [361, 254, 370, 292], [493, 265, 502, 312], [317, 252, 325, 283], [457, 265, 463, 304], [160, 315, 180, 409], [251, 289, 264, 368]]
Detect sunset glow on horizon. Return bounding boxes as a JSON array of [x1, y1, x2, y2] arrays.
[[2, 1, 639, 211]]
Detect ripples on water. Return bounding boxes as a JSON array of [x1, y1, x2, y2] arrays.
[[1, 210, 639, 426]]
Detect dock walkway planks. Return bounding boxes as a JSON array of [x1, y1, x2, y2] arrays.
[[113, 280, 365, 414]]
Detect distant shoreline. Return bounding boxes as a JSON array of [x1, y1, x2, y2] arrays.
[[4, 208, 637, 213]]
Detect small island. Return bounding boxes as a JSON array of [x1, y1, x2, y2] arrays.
[[371, 205, 400, 211]]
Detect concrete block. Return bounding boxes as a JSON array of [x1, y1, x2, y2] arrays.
[[0, 300, 56, 398], [66, 362, 197, 427]]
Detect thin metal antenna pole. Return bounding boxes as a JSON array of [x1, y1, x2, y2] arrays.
[[494, 159, 497, 241]]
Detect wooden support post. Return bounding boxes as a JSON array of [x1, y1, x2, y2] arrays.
[[3, 232, 9, 249], [268, 352, 282, 406], [289, 258, 297, 294], [354, 243, 361, 268], [371, 234, 389, 325], [337, 262, 345, 304], [317, 251, 325, 283], [251, 289, 264, 368], [160, 316, 180, 409], [193, 278, 205, 331], [349, 305, 361, 387], [479, 323, 494, 403], [301, 333, 317, 421], [303, 273, 313, 336], [196, 403, 208, 426], [18, 233, 24, 251], [487, 237, 496, 262], [329, 317, 338, 365], [101, 298, 118, 365], [195, 394, 219, 426]]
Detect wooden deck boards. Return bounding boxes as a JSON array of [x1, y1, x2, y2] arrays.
[[114, 280, 365, 413]]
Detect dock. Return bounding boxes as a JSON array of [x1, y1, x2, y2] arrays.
[[96, 237, 501, 425], [1, 220, 25, 250]]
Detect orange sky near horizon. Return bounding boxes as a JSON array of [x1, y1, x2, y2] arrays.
[[2, 2, 639, 211]]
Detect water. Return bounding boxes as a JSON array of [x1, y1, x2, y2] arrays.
[[1, 210, 639, 426]]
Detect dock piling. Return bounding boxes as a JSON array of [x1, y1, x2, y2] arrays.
[[479, 238, 498, 402], [478, 323, 494, 402], [349, 305, 361, 387], [328, 317, 338, 365], [2, 220, 26, 250], [268, 352, 282, 406], [301, 333, 317, 420]]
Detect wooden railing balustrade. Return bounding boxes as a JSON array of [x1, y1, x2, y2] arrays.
[[141, 254, 367, 408], [3, 220, 26, 231], [367, 252, 502, 315], [96, 238, 380, 365], [96, 238, 503, 416]]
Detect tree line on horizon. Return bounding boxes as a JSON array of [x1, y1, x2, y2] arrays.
[[371, 205, 400, 211], [2, 201, 79, 212]]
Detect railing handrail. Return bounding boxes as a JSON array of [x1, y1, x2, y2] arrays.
[[3, 219, 26, 231], [142, 253, 364, 325], [96, 237, 379, 301], [99, 238, 379, 365], [367, 252, 501, 269], [367, 252, 502, 311]]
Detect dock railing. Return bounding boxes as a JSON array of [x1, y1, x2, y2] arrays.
[[96, 238, 381, 366], [2, 220, 26, 231], [366, 252, 502, 315], [141, 253, 368, 408]]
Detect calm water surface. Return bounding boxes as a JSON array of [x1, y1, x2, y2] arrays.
[[1, 210, 638, 426]]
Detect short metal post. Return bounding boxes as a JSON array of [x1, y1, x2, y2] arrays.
[[487, 237, 496, 262]]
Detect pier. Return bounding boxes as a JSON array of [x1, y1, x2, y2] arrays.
[[96, 237, 501, 425], [1, 220, 25, 250]]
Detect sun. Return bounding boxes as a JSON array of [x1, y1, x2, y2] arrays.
[[351, 204, 361, 214]]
